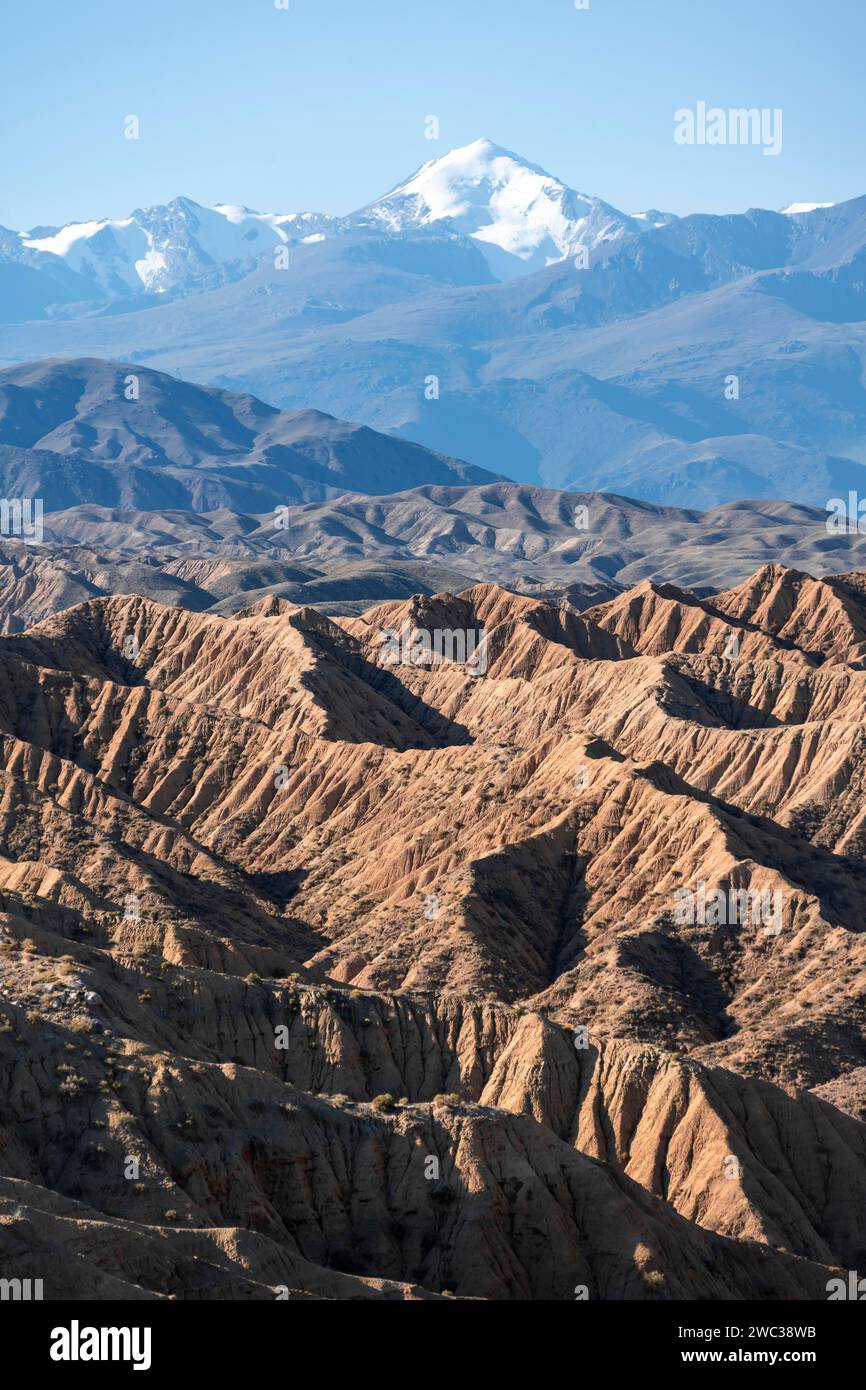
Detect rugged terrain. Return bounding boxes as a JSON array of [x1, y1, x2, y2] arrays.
[[2, 355, 864, 645], [4, 472, 866, 638], [1, 559, 865, 1299]]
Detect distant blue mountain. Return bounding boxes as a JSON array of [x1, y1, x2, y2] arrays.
[[1, 143, 864, 509], [0, 358, 501, 511]]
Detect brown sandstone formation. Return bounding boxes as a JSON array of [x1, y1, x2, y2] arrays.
[[1, 562, 865, 1299]]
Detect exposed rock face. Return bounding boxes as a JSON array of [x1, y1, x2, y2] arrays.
[[1, 563, 865, 1299]]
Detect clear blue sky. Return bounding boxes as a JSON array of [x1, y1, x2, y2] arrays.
[[2, 0, 863, 229]]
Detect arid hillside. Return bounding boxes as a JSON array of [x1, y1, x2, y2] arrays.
[[1, 561, 865, 1299], [5, 482, 866, 636]]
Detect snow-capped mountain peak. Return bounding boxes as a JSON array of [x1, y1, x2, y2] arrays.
[[21, 215, 148, 293], [15, 197, 337, 299], [367, 138, 555, 225], [353, 137, 637, 279], [5, 139, 661, 307]]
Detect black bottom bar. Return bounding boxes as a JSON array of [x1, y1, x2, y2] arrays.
[[1, 1297, 857, 1378]]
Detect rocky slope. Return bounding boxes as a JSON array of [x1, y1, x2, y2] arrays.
[[5, 483, 866, 637], [1, 561, 865, 1299]]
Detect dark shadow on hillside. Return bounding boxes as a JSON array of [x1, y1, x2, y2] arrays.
[[302, 646, 473, 748]]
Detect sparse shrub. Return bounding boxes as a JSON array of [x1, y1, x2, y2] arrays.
[[58, 1075, 86, 1096], [371, 1093, 395, 1112]]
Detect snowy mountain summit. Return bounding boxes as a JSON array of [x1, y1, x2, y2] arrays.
[[5, 139, 648, 305], [355, 138, 637, 278], [18, 196, 336, 299], [6, 140, 850, 315]]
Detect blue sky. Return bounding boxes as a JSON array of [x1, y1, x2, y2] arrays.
[[2, 0, 863, 229]]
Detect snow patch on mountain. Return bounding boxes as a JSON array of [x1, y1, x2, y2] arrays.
[[22, 217, 152, 292], [631, 209, 680, 228], [781, 202, 835, 215], [353, 138, 638, 279]]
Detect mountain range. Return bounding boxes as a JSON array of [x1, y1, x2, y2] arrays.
[[0, 356, 499, 510], [4, 355, 866, 631], [3, 140, 865, 510], [3, 482, 866, 633], [0, 139, 654, 308]]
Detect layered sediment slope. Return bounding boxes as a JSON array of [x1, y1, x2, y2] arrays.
[[1, 562, 865, 1299]]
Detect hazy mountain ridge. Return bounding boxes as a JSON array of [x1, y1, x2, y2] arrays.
[[0, 357, 501, 510], [2, 144, 864, 510]]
